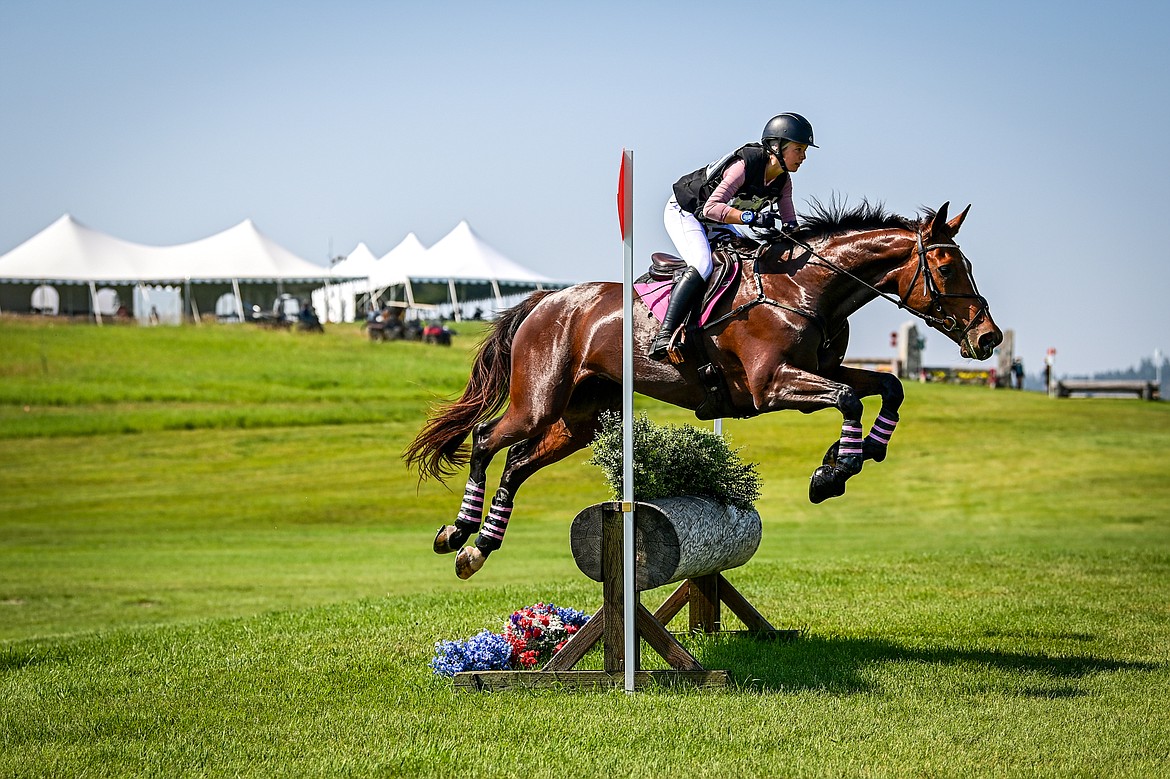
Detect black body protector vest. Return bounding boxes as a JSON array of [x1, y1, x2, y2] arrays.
[[672, 143, 789, 226]]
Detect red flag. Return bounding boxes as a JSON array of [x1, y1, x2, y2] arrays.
[[617, 152, 628, 241]]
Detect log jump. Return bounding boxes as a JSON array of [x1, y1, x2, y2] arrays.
[[1056, 380, 1160, 400], [452, 499, 797, 691], [571, 497, 760, 592]]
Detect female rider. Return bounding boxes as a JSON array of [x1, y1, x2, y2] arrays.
[[650, 112, 816, 360]]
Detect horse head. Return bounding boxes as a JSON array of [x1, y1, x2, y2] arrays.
[[898, 202, 1002, 361]]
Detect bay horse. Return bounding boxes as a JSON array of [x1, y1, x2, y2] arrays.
[[405, 200, 1002, 579]]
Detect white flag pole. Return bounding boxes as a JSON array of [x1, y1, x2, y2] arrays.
[[619, 149, 636, 693]]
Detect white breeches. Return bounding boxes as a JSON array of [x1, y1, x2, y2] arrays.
[[663, 197, 713, 280]]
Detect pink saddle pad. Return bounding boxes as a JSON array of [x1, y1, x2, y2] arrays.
[[634, 262, 740, 326]]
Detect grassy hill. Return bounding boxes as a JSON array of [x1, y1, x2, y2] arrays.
[[1, 315, 1168, 777]]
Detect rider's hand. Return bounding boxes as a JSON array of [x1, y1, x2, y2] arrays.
[[782, 221, 798, 233], [754, 211, 778, 230]]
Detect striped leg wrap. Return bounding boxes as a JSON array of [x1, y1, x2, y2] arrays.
[[865, 413, 899, 447], [454, 480, 485, 532], [476, 499, 513, 552], [838, 420, 864, 458]]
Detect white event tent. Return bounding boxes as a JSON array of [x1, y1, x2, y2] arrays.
[[311, 233, 430, 323], [315, 241, 380, 323], [0, 215, 354, 323], [317, 221, 568, 323]]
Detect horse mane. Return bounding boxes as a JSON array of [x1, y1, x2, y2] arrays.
[[793, 196, 931, 240]]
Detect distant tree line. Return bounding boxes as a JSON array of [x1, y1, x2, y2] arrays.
[[1089, 356, 1168, 397]]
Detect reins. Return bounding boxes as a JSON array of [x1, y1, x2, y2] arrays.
[[763, 228, 991, 342]]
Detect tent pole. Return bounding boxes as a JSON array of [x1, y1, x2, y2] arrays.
[[140, 284, 154, 325], [447, 279, 460, 322], [232, 279, 245, 322], [490, 279, 503, 311], [89, 281, 103, 326]]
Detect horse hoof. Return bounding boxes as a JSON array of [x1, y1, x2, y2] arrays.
[[433, 525, 460, 554], [821, 440, 840, 467], [809, 465, 847, 504], [455, 547, 486, 579], [863, 439, 887, 463]]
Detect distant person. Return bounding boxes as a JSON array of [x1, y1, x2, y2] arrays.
[[653, 113, 816, 359], [298, 302, 322, 332], [1012, 358, 1025, 390]]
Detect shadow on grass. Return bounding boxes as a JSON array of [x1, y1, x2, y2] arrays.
[[695, 634, 1160, 695]]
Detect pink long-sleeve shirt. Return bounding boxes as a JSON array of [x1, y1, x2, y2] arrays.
[[700, 159, 795, 225]]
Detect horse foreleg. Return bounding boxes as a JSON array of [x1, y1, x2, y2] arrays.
[[817, 366, 905, 467], [750, 364, 866, 504]]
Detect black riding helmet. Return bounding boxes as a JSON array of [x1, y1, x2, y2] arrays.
[[762, 113, 818, 153]]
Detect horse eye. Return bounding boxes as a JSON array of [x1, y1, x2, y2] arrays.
[[937, 264, 955, 280]]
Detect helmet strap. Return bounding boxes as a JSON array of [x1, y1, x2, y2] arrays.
[[775, 141, 790, 173]]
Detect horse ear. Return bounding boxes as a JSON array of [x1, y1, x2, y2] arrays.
[[925, 202, 950, 240], [947, 204, 972, 235]]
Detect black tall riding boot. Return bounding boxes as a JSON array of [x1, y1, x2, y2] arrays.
[[648, 266, 705, 360]]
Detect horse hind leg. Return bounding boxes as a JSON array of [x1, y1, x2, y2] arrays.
[[455, 386, 615, 579], [453, 439, 532, 579], [433, 417, 501, 555], [454, 432, 555, 578]]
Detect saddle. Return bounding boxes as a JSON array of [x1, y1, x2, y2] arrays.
[[634, 247, 743, 329]]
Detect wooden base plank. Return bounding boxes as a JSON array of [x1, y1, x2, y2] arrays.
[[670, 629, 802, 641], [453, 669, 730, 692]]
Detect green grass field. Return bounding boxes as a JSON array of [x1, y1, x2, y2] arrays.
[[2, 315, 1168, 778]]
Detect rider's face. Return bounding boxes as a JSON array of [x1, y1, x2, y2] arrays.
[[782, 143, 808, 172]]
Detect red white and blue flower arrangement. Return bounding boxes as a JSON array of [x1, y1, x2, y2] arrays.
[[430, 603, 591, 676]]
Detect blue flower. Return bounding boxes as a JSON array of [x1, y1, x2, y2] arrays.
[[429, 630, 511, 677]]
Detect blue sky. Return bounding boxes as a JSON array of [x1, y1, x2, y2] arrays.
[[2, 0, 1167, 376]]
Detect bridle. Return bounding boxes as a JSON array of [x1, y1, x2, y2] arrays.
[[700, 226, 992, 354], [785, 228, 992, 346]]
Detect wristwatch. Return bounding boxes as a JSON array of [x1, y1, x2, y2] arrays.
[[740, 210, 756, 225]]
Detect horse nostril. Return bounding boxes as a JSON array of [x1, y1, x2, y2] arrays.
[[978, 331, 1000, 352]]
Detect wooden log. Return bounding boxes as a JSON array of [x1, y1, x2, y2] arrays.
[[1056, 379, 1160, 400], [570, 498, 761, 592]]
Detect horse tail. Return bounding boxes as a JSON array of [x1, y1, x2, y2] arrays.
[[403, 290, 556, 483]]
